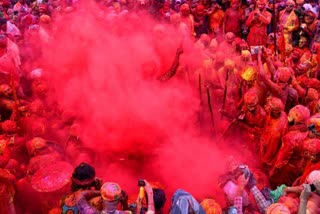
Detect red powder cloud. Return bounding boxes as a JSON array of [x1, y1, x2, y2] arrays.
[[31, 1, 251, 208]]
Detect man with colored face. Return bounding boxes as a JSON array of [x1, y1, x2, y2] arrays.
[[286, 48, 303, 68], [208, 0, 225, 36], [226, 89, 267, 151], [245, 0, 272, 46], [278, 0, 299, 45], [260, 97, 288, 168], [270, 105, 311, 186], [296, 10, 319, 45], [193, 4, 209, 37], [179, 3, 196, 37], [223, 0, 244, 37]]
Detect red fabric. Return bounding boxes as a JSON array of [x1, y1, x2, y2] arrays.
[[0, 169, 15, 214], [260, 112, 288, 166], [271, 131, 309, 186], [1, 120, 17, 134], [0, 145, 10, 168], [245, 10, 272, 46], [243, 105, 267, 128], [224, 8, 244, 37], [299, 162, 320, 185], [16, 177, 43, 213], [278, 33, 286, 60]]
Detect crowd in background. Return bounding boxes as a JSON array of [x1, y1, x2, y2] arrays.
[[1, 0, 320, 213]]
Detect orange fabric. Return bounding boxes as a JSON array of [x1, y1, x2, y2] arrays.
[[278, 10, 299, 45], [209, 9, 225, 31]]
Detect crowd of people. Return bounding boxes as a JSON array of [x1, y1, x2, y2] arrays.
[[1, 0, 320, 213]]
